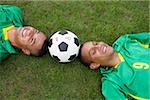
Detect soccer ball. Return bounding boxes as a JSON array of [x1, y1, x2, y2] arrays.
[[47, 30, 80, 63]]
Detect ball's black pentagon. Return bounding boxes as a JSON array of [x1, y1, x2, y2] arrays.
[[74, 37, 80, 46], [58, 31, 68, 35], [48, 39, 53, 47], [68, 54, 76, 61], [52, 55, 60, 62], [58, 42, 68, 52]]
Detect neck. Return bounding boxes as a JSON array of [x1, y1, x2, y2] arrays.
[[8, 27, 19, 48], [107, 52, 121, 67]]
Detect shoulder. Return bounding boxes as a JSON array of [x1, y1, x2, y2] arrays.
[[0, 5, 22, 14]]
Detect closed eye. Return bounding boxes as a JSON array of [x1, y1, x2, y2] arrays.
[[89, 48, 96, 56], [31, 38, 36, 46]]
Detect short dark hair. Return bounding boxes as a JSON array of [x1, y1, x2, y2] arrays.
[[78, 44, 92, 67], [31, 38, 49, 57]]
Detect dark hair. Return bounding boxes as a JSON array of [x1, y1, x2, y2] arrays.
[[31, 38, 49, 57], [78, 44, 92, 67]]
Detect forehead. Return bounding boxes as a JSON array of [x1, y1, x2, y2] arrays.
[[83, 42, 93, 50], [81, 42, 93, 58]]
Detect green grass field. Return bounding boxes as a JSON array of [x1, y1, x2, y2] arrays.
[[0, 1, 149, 100]]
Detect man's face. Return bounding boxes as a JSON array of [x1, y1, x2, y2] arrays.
[[14, 26, 46, 55], [81, 41, 115, 67]]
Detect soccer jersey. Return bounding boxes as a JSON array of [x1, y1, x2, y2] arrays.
[[100, 33, 150, 100], [0, 5, 23, 63]]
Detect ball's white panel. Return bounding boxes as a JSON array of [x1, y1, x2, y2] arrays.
[[48, 30, 80, 63]]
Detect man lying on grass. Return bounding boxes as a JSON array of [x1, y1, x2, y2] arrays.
[[79, 32, 150, 100], [0, 5, 48, 63]]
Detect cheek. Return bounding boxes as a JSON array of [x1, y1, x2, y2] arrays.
[[16, 36, 28, 47], [91, 54, 100, 62], [92, 52, 107, 62], [15, 30, 28, 47], [14, 34, 21, 45], [107, 47, 114, 55]]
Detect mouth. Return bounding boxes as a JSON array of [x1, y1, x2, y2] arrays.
[[100, 45, 107, 53], [103, 46, 107, 53], [22, 29, 27, 37], [21, 27, 27, 37], [21, 28, 34, 39]]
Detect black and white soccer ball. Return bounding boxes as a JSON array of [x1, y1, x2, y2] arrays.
[[48, 30, 80, 63]]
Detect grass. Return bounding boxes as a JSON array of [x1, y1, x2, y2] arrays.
[[0, 1, 149, 100]]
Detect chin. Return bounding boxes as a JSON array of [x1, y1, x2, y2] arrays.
[[107, 46, 115, 55]]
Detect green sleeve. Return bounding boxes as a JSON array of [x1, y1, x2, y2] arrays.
[[113, 32, 150, 50], [102, 80, 126, 100], [127, 32, 150, 44], [0, 5, 23, 27]]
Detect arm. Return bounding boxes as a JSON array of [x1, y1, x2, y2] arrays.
[[102, 80, 127, 100]]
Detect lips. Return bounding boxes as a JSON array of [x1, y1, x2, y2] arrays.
[[99, 45, 107, 53], [21, 27, 27, 37], [103, 46, 107, 53], [21, 28, 34, 39], [22, 29, 27, 37]]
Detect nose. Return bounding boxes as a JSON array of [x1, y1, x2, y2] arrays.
[[93, 45, 101, 52], [26, 29, 34, 40], [94, 45, 100, 48], [27, 29, 34, 36]]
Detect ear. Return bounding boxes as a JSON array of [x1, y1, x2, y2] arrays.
[[90, 63, 100, 69], [22, 49, 30, 55]]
